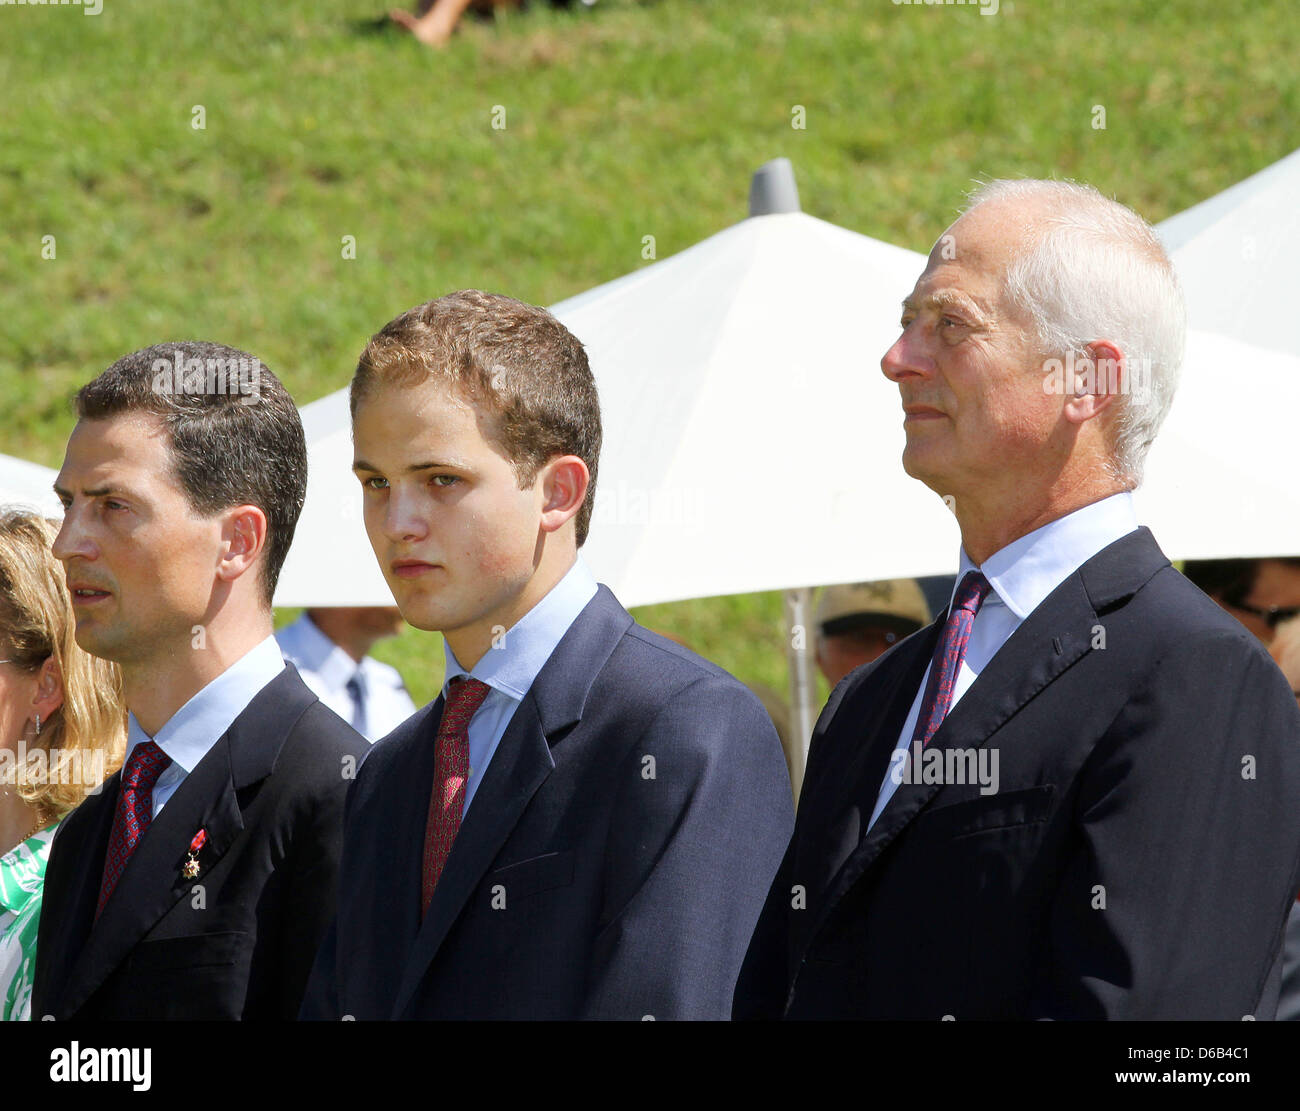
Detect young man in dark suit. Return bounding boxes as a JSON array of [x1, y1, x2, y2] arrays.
[[33, 342, 368, 1020], [300, 290, 794, 1020], [734, 180, 1300, 1020]]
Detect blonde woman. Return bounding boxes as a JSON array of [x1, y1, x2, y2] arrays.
[[0, 509, 125, 1020]]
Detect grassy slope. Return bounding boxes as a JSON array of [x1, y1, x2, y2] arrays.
[[1, 0, 1296, 707]]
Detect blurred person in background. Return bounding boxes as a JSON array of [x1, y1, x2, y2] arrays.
[[814, 578, 930, 686], [1183, 557, 1300, 646], [0, 509, 125, 1022], [390, 0, 594, 48], [277, 607, 416, 742]]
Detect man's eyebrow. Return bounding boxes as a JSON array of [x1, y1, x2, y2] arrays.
[[901, 290, 986, 315], [53, 482, 120, 500], [352, 459, 464, 474]]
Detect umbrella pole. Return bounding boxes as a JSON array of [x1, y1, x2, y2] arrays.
[[783, 586, 817, 803]]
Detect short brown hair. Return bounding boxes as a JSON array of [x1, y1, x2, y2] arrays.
[[75, 341, 308, 606], [351, 290, 602, 546], [0, 510, 126, 819]]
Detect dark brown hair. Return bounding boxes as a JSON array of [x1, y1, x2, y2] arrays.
[[75, 341, 307, 605], [1184, 557, 1300, 608], [351, 290, 602, 546]]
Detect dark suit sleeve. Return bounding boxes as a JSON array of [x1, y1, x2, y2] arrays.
[[295, 739, 378, 1022], [264, 725, 360, 1020], [579, 677, 794, 1020], [732, 671, 855, 1019], [272, 796, 349, 1018], [298, 765, 368, 1022], [1032, 636, 1300, 1019], [297, 915, 341, 1020]]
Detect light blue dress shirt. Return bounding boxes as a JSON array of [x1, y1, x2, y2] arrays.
[[123, 636, 287, 819], [442, 558, 599, 817], [276, 614, 416, 742], [867, 491, 1140, 829]]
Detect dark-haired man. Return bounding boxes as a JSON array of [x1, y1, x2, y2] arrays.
[[1183, 557, 1300, 646], [34, 342, 368, 1020], [301, 291, 793, 1020]]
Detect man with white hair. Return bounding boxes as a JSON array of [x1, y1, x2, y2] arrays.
[[734, 180, 1300, 1020]]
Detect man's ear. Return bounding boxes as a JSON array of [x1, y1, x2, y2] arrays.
[[538, 456, 590, 535], [1063, 340, 1125, 425], [216, 505, 269, 584]]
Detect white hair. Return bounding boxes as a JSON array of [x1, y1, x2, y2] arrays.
[[961, 179, 1186, 485]]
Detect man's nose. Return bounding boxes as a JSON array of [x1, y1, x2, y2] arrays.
[[381, 485, 428, 543], [52, 506, 93, 563], [881, 329, 932, 383]]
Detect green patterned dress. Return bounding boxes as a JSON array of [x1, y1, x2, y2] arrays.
[[0, 820, 61, 1022]]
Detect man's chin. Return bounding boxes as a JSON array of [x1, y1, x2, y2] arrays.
[[73, 626, 123, 665], [389, 599, 451, 635], [900, 447, 941, 487]]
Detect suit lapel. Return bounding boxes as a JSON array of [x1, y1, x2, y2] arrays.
[[854, 575, 1095, 859], [802, 527, 1170, 958], [55, 666, 317, 1016], [793, 627, 937, 937], [391, 694, 555, 1018], [391, 586, 633, 1018]]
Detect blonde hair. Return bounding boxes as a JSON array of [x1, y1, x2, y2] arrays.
[[0, 509, 125, 818]]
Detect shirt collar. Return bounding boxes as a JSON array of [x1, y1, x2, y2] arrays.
[[953, 491, 1140, 621], [126, 635, 286, 773], [442, 558, 599, 701]]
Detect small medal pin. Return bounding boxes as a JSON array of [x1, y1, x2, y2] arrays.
[[182, 828, 207, 880]]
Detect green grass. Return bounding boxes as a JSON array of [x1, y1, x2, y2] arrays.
[[3, 0, 1297, 711]]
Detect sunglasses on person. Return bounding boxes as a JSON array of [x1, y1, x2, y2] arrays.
[[1230, 601, 1300, 629]]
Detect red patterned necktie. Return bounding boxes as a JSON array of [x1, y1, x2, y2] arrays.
[[421, 676, 491, 915], [96, 739, 172, 920], [911, 571, 992, 747]]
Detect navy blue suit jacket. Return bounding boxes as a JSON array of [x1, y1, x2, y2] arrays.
[[735, 528, 1300, 1019], [301, 585, 794, 1020]]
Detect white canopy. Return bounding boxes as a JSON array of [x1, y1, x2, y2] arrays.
[[0, 452, 62, 519], [1135, 329, 1300, 559], [275, 389, 395, 608], [1158, 147, 1300, 360]]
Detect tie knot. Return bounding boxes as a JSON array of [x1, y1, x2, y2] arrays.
[[124, 740, 172, 791], [952, 570, 992, 616], [442, 676, 491, 729], [345, 671, 365, 699]]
